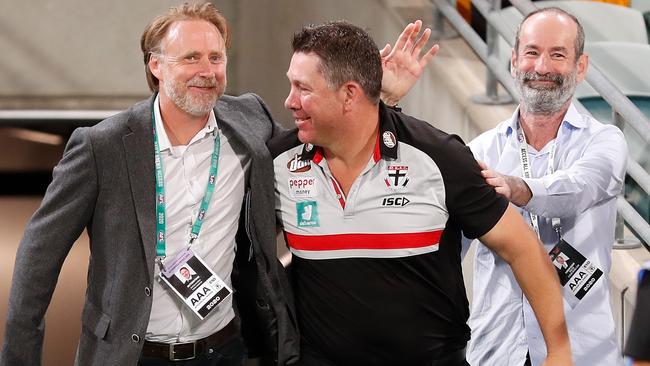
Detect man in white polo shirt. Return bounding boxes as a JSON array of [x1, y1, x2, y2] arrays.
[[270, 21, 573, 366]]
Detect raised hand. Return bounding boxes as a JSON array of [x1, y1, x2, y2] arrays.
[[380, 20, 440, 106]]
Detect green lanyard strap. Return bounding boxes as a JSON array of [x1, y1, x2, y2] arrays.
[[153, 109, 221, 259]]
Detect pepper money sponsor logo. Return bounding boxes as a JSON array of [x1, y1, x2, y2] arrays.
[[288, 177, 318, 198]]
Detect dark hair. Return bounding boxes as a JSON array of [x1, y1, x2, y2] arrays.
[[514, 7, 585, 60], [140, 2, 230, 92], [292, 21, 382, 104]]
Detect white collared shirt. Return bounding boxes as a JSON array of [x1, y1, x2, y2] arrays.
[[146, 96, 250, 342], [466, 103, 627, 366]]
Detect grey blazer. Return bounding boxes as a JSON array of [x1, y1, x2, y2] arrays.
[[0, 94, 299, 366]]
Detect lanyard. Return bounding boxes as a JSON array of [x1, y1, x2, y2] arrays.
[[153, 109, 221, 259], [516, 122, 562, 239]]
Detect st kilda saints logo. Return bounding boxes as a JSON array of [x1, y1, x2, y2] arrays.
[[287, 154, 311, 173], [384, 165, 409, 191]]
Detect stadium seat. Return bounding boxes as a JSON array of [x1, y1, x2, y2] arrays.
[[576, 42, 650, 98]]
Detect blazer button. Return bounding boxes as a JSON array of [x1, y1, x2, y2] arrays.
[[145, 287, 151, 296], [131, 334, 140, 343]]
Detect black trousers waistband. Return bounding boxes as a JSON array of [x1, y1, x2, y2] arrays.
[[141, 321, 238, 361]]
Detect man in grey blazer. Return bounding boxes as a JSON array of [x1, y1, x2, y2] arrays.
[[0, 2, 436, 366], [2, 3, 297, 365]]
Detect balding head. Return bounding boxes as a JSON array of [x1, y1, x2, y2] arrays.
[[514, 7, 584, 62]]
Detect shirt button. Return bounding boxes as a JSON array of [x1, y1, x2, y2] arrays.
[[131, 334, 140, 343], [144, 287, 151, 296]]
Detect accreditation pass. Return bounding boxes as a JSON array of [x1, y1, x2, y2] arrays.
[[549, 239, 603, 308], [160, 248, 232, 319]]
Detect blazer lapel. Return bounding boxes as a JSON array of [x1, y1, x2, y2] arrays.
[[122, 96, 157, 276]]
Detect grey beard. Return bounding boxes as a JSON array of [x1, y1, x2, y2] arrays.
[[164, 77, 223, 117], [515, 69, 577, 116]]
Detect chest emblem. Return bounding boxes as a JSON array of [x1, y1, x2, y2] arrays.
[[385, 165, 410, 191]]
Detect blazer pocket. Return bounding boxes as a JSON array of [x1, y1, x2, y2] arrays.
[[81, 300, 111, 340]]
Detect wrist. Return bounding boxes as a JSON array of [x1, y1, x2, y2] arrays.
[[380, 93, 399, 107], [508, 176, 532, 207]]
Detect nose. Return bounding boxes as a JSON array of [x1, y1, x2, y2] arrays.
[[196, 56, 217, 77], [285, 87, 299, 111], [534, 53, 552, 75]]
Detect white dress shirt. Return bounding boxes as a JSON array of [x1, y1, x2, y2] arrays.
[[146, 96, 250, 342], [466, 103, 627, 366]]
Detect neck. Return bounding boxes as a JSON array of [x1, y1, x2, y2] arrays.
[[158, 95, 209, 146], [519, 102, 569, 151], [323, 106, 379, 196], [324, 107, 379, 167]]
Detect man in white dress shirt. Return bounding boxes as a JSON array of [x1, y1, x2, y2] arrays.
[[466, 7, 627, 366]]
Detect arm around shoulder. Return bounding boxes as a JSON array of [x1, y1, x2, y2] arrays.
[[249, 93, 286, 140]]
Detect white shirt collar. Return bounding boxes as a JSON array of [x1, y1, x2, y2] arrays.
[[498, 102, 586, 136], [153, 94, 218, 151]]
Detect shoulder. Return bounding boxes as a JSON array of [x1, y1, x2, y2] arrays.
[[217, 93, 270, 116], [469, 120, 507, 148], [388, 109, 471, 163], [88, 98, 151, 136], [582, 113, 625, 142], [268, 128, 301, 159]]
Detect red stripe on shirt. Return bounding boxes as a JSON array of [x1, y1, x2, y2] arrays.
[[285, 230, 442, 251], [373, 133, 381, 163]]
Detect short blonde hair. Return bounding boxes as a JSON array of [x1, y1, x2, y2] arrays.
[[140, 2, 230, 92]]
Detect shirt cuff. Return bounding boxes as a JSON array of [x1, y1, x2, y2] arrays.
[[522, 177, 547, 214]]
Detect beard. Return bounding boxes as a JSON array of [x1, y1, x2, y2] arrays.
[[164, 75, 225, 117], [514, 67, 577, 115]]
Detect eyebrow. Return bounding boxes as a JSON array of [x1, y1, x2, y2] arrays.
[[522, 44, 569, 53], [168, 50, 225, 60]]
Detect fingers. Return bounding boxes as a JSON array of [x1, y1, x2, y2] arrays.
[[477, 160, 488, 170], [494, 186, 510, 197], [419, 44, 440, 68], [412, 27, 431, 55], [484, 175, 500, 186], [379, 43, 392, 58], [403, 20, 422, 51], [393, 22, 417, 53]]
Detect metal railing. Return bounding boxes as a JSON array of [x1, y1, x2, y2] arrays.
[[431, 0, 650, 252]]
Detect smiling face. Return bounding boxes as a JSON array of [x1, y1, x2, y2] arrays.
[[284, 52, 345, 147], [149, 20, 227, 117], [180, 267, 191, 279], [512, 11, 588, 115]]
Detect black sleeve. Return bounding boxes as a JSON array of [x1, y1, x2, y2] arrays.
[[625, 268, 650, 361], [267, 128, 301, 160], [432, 134, 508, 239]]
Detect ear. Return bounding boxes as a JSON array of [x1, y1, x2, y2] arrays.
[[510, 48, 517, 78], [149, 54, 163, 80], [341, 81, 363, 112], [575, 53, 588, 84]]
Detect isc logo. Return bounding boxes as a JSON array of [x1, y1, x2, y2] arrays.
[[382, 197, 410, 207]]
